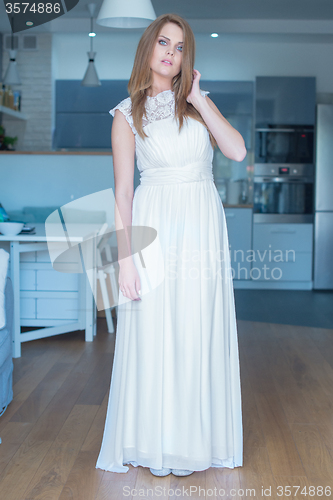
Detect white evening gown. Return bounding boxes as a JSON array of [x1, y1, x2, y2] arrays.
[[95, 89, 243, 473]]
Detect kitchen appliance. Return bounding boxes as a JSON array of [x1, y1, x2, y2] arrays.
[[240, 179, 249, 204], [313, 104, 333, 289], [253, 163, 314, 223], [217, 179, 227, 203], [255, 125, 314, 164], [227, 179, 242, 205]]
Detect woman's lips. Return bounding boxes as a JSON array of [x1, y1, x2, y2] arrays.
[[161, 60, 172, 65]]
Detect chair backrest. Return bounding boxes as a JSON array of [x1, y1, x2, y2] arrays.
[[96, 223, 116, 268]]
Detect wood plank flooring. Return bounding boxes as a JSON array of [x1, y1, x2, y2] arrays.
[[0, 318, 332, 499]]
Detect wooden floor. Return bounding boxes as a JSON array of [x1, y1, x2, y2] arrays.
[[1, 317, 333, 499]]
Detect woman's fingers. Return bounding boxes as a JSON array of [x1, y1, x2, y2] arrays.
[[119, 284, 141, 301], [130, 283, 141, 301], [118, 267, 141, 301]]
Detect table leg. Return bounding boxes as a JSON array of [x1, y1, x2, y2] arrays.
[[10, 241, 21, 358], [83, 233, 97, 342], [85, 273, 94, 342]]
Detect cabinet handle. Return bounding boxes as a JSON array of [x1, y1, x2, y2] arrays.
[[270, 230, 296, 233], [255, 128, 297, 132], [225, 213, 235, 217]]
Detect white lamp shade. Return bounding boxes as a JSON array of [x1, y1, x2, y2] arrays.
[[96, 0, 156, 28], [81, 51, 101, 87], [3, 50, 21, 85]]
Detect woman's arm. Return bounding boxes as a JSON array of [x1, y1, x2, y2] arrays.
[[193, 95, 247, 162], [112, 109, 136, 268]]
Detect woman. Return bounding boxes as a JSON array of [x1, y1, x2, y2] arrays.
[[96, 13, 246, 477]]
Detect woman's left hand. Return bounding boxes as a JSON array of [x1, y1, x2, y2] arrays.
[[186, 69, 202, 104]]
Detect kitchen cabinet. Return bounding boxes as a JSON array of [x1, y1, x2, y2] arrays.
[[55, 80, 131, 149], [224, 207, 252, 280], [252, 223, 313, 282], [20, 249, 80, 324], [1, 222, 100, 358], [255, 76, 316, 126]]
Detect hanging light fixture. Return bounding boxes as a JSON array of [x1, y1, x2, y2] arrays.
[[96, 0, 156, 28], [4, 15, 21, 86], [81, 3, 101, 87]]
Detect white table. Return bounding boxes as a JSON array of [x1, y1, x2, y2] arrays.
[[0, 223, 98, 358]]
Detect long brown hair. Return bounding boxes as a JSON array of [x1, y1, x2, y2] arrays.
[[127, 13, 217, 150]]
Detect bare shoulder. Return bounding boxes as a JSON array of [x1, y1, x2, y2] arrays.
[[112, 110, 136, 152], [109, 96, 137, 136], [111, 106, 135, 156], [113, 108, 134, 134], [111, 109, 135, 195]]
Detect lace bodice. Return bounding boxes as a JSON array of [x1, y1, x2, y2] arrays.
[[109, 89, 210, 135]]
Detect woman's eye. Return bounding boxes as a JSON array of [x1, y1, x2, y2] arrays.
[[159, 39, 183, 51]]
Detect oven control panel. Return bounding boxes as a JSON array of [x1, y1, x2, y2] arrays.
[[254, 163, 314, 177]]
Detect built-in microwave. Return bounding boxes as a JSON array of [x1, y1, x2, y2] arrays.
[[255, 125, 314, 164]]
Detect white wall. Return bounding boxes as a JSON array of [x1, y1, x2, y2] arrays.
[[2, 33, 52, 151], [0, 154, 115, 215], [52, 32, 333, 93], [3, 30, 333, 152]]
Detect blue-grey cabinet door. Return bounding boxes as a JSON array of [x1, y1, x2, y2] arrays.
[[255, 76, 316, 126]]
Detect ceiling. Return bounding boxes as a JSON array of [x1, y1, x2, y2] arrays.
[[1, 0, 333, 34]]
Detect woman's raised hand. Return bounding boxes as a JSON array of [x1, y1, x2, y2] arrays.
[[186, 69, 202, 104]]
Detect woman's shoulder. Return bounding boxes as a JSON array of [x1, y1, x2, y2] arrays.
[[109, 97, 137, 135], [109, 96, 132, 118]]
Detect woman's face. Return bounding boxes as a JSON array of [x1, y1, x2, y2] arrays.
[[150, 22, 184, 83]]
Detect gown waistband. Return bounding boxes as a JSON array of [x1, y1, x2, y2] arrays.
[[139, 161, 214, 186]]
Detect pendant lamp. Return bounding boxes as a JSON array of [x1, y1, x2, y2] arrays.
[[81, 3, 101, 87], [4, 16, 21, 86], [96, 0, 156, 28]]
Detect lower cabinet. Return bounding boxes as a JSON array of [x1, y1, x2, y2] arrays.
[[224, 208, 252, 280], [19, 249, 80, 325], [252, 223, 313, 282], [223, 213, 313, 284]]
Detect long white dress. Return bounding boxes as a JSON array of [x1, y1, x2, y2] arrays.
[[95, 89, 243, 473]]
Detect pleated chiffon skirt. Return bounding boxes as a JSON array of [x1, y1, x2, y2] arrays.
[[95, 173, 243, 473]]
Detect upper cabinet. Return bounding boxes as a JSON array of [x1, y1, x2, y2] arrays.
[[201, 81, 254, 151], [255, 76, 316, 126], [54, 80, 129, 150]]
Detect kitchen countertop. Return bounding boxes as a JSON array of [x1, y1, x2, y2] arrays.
[[0, 222, 102, 241], [223, 204, 253, 208]]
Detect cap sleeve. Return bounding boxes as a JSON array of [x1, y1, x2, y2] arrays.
[[200, 89, 210, 98], [109, 97, 137, 135]]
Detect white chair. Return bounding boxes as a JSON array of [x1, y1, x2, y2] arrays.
[[96, 223, 119, 334]]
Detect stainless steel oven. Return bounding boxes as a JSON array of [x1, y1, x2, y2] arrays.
[[253, 164, 314, 223], [255, 126, 314, 164]]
